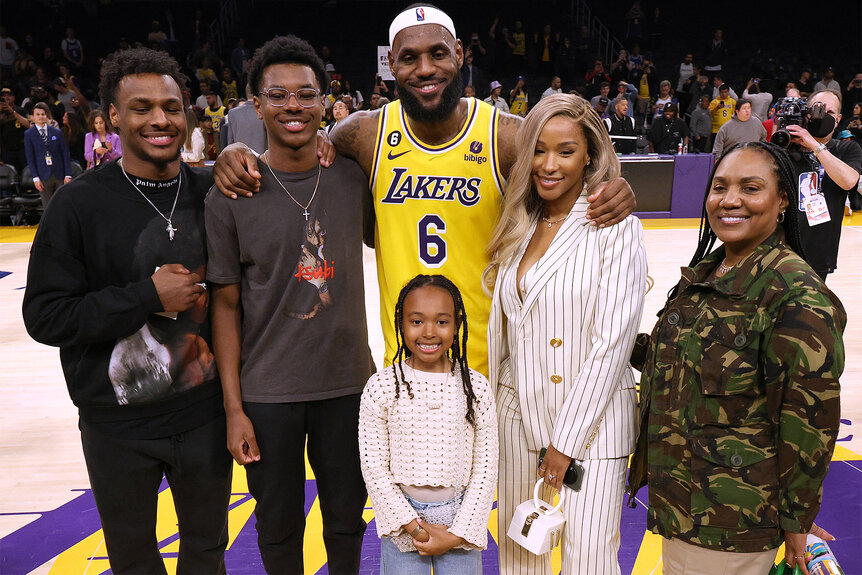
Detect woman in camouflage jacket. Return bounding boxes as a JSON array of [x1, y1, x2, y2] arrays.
[[627, 142, 845, 575]]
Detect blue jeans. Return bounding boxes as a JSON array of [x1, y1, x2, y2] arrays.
[[380, 535, 482, 575]]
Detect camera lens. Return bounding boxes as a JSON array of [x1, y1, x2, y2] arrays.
[[772, 129, 792, 148]]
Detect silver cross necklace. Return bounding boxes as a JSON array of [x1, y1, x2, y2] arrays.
[[263, 151, 321, 221], [119, 159, 182, 241]]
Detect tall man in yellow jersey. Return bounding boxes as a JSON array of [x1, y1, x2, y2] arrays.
[[214, 4, 636, 375]]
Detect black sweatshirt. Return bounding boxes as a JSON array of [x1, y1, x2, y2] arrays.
[[23, 161, 223, 439]]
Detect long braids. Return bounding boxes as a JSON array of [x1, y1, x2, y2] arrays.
[[668, 141, 808, 301], [391, 274, 478, 426]]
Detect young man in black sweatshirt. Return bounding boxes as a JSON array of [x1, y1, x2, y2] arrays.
[[22, 48, 232, 574]]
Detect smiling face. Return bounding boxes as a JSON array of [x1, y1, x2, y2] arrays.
[[532, 115, 590, 210], [254, 63, 323, 154], [707, 147, 788, 260], [402, 285, 456, 373], [109, 73, 186, 178], [389, 24, 463, 123]]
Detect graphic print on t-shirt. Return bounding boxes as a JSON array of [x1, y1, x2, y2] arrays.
[[107, 189, 216, 405], [290, 214, 336, 320]]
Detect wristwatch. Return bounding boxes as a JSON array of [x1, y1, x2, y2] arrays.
[[813, 143, 828, 156]]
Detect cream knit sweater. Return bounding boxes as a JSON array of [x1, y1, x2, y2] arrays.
[[359, 363, 498, 550]]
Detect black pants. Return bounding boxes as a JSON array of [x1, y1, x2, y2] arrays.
[[244, 394, 367, 575], [38, 174, 61, 208], [80, 415, 232, 575]]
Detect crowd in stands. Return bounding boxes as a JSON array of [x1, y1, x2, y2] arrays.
[[1, 6, 861, 209]]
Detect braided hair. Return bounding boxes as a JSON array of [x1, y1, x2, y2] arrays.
[[392, 274, 478, 426], [671, 141, 807, 300]]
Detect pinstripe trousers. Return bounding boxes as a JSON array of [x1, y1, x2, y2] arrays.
[[496, 384, 627, 575]]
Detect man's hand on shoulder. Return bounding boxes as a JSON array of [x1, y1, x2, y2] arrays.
[[213, 143, 261, 199], [587, 177, 636, 227]]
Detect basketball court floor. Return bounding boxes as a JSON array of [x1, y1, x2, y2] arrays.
[[1, 216, 860, 574]]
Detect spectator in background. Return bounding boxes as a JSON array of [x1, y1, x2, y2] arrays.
[[651, 80, 675, 120], [84, 110, 121, 169], [585, 59, 610, 99], [201, 115, 219, 160], [616, 80, 638, 118], [534, 24, 557, 76], [511, 20, 526, 72], [555, 36, 577, 82], [703, 28, 726, 75], [742, 78, 773, 121], [675, 53, 695, 93], [508, 75, 528, 117], [628, 44, 644, 77], [590, 81, 611, 108], [24, 102, 72, 207], [709, 84, 736, 149], [467, 30, 488, 70], [842, 102, 862, 142], [0, 26, 18, 79], [195, 80, 220, 110], [62, 111, 85, 168], [711, 74, 738, 100], [42, 47, 60, 76], [53, 77, 75, 113], [712, 99, 766, 157], [625, 1, 644, 43], [593, 96, 610, 119], [204, 91, 226, 134], [225, 85, 266, 155], [231, 37, 252, 81], [541, 76, 562, 100], [181, 108, 205, 166], [221, 68, 238, 101], [842, 72, 862, 117], [60, 27, 84, 70], [610, 49, 631, 85], [604, 96, 637, 154], [327, 99, 349, 134], [797, 70, 814, 96], [147, 21, 167, 49], [485, 80, 510, 112], [647, 103, 689, 153], [813, 67, 840, 92], [460, 50, 484, 98], [0, 87, 30, 172], [632, 58, 656, 123], [688, 94, 712, 153], [342, 79, 363, 110], [196, 57, 218, 86]]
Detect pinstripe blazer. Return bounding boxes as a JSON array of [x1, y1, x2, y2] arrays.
[[487, 192, 647, 460]]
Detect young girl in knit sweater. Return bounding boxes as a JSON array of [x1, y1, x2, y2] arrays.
[[359, 275, 498, 574]]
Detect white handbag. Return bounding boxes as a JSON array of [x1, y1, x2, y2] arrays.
[[506, 478, 566, 555]]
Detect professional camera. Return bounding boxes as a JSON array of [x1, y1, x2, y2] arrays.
[[771, 97, 835, 148]]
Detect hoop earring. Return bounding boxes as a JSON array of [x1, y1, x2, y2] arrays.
[[777, 211, 786, 223]]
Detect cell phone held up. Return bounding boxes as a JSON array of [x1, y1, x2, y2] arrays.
[[538, 448, 585, 491]]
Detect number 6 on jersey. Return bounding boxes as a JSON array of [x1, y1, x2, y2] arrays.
[[418, 214, 447, 267]]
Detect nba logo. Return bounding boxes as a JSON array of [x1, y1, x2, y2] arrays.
[[416, 7, 425, 20]]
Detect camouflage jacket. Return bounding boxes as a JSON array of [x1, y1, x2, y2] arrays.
[[627, 231, 845, 552]]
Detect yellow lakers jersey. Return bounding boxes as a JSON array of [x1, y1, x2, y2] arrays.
[[370, 98, 504, 375]]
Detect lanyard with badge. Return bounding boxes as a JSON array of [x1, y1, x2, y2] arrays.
[[798, 150, 830, 226]]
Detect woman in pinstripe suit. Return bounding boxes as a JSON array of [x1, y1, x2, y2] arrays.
[[484, 94, 648, 575]]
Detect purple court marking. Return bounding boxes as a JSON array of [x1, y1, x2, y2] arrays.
[[3, 462, 860, 574]]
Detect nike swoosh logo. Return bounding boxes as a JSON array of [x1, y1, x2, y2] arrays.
[[387, 150, 411, 160]]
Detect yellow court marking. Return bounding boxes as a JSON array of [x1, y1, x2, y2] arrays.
[[0, 225, 37, 243]]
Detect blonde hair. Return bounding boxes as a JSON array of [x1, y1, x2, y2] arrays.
[[483, 93, 620, 291]]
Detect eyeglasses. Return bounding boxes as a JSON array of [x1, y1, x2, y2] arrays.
[[260, 88, 320, 107]]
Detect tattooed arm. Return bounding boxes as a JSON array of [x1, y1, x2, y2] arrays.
[[330, 109, 382, 178]]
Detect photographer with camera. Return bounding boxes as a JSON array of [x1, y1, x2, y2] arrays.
[[786, 89, 862, 280], [843, 73, 862, 117]]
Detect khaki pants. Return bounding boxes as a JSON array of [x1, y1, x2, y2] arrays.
[[662, 537, 778, 575]]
